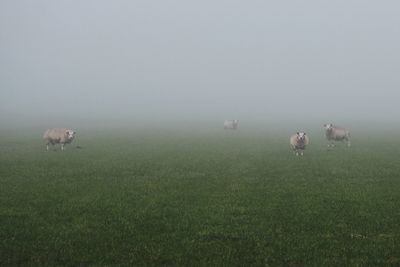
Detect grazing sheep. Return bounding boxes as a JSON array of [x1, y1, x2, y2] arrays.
[[290, 132, 309, 156], [323, 123, 351, 147], [224, 120, 239, 130], [43, 128, 76, 151]]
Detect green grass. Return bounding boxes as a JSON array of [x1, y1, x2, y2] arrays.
[[1, 129, 400, 266]]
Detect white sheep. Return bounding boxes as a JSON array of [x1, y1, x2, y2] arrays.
[[290, 132, 309, 156], [43, 128, 76, 151], [323, 123, 351, 147], [223, 120, 239, 130]]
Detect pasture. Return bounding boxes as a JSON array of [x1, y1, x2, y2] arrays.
[[1, 126, 400, 266]]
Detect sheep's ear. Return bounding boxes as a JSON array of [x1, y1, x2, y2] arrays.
[[296, 132, 299, 135], [304, 133, 306, 135]]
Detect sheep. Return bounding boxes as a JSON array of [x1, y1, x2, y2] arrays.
[[323, 123, 351, 147], [224, 120, 239, 130], [43, 128, 76, 151], [290, 132, 309, 156]]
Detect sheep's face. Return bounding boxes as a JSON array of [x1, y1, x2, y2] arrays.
[[324, 124, 333, 130], [297, 132, 306, 141], [66, 130, 76, 139]]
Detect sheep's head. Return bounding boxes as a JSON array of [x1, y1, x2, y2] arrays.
[[66, 130, 76, 140], [297, 132, 307, 142], [323, 124, 333, 130]]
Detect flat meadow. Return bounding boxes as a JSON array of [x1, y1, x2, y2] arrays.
[[1, 124, 400, 266]]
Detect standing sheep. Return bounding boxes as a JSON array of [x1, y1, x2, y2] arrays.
[[290, 132, 309, 156], [224, 120, 239, 130], [323, 123, 351, 147], [43, 128, 76, 151]]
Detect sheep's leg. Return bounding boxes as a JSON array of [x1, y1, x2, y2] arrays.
[[46, 141, 53, 151], [327, 142, 332, 147]]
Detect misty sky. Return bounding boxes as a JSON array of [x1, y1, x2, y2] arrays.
[[1, 0, 400, 121]]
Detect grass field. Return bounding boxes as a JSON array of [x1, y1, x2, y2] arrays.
[[1, 127, 400, 266]]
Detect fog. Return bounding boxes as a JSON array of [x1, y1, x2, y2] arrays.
[[1, 0, 400, 128]]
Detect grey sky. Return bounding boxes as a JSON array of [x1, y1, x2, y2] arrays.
[[1, 0, 400, 121]]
